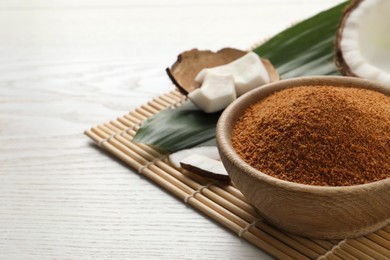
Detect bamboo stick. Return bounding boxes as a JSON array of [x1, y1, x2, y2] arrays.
[[124, 114, 144, 124], [147, 100, 165, 111], [117, 117, 135, 128], [220, 185, 247, 201], [129, 110, 148, 121], [326, 255, 342, 260], [376, 229, 390, 241], [332, 247, 359, 260], [319, 254, 341, 260], [171, 89, 185, 98], [286, 235, 332, 255], [159, 94, 179, 104], [151, 96, 171, 107], [337, 241, 375, 260], [135, 107, 153, 118], [355, 237, 390, 258], [366, 233, 390, 252], [310, 239, 335, 251], [165, 92, 185, 102], [382, 225, 390, 233], [142, 102, 164, 114], [208, 184, 258, 217], [346, 239, 388, 259], [141, 104, 159, 114]]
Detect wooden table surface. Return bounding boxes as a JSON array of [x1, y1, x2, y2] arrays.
[[0, 0, 343, 259]]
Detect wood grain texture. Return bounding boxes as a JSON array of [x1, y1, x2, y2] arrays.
[[0, 0, 344, 259]]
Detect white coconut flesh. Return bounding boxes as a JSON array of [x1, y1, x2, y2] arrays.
[[340, 0, 390, 84], [188, 72, 236, 113], [195, 52, 270, 96], [169, 146, 220, 168]]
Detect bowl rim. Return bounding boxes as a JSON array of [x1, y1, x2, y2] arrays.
[[216, 75, 390, 194]]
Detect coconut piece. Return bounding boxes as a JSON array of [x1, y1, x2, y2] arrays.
[[188, 72, 236, 113], [167, 48, 246, 94], [166, 48, 279, 94], [180, 154, 229, 181], [195, 52, 270, 96], [169, 146, 220, 168], [336, 0, 390, 85]]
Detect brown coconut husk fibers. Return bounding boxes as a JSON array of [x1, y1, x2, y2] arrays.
[[231, 86, 390, 186]]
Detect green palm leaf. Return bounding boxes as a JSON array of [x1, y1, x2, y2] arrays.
[[254, 1, 348, 77], [134, 101, 220, 152]]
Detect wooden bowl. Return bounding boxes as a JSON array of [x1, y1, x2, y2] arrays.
[[216, 76, 390, 239]]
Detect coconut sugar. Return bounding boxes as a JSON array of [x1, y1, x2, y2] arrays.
[[231, 86, 390, 186]]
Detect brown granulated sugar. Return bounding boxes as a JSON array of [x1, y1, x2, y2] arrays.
[[231, 86, 390, 186]]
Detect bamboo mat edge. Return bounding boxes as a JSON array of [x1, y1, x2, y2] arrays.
[[85, 89, 390, 260]]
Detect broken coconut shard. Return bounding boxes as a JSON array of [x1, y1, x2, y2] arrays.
[[166, 48, 279, 95], [180, 154, 229, 181], [169, 146, 229, 181], [336, 0, 390, 85], [169, 146, 220, 169], [188, 73, 236, 113]]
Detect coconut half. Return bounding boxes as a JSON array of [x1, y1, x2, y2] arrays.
[[336, 0, 390, 85]]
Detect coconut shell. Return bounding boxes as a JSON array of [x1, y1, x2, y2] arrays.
[[335, 0, 363, 77], [167, 48, 279, 94], [262, 58, 280, 83]]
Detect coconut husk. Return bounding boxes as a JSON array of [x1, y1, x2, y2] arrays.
[[167, 48, 279, 94]]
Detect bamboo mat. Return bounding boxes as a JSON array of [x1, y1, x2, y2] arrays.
[[85, 89, 390, 260]]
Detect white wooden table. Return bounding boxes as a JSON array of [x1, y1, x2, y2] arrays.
[[0, 1, 343, 259]]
